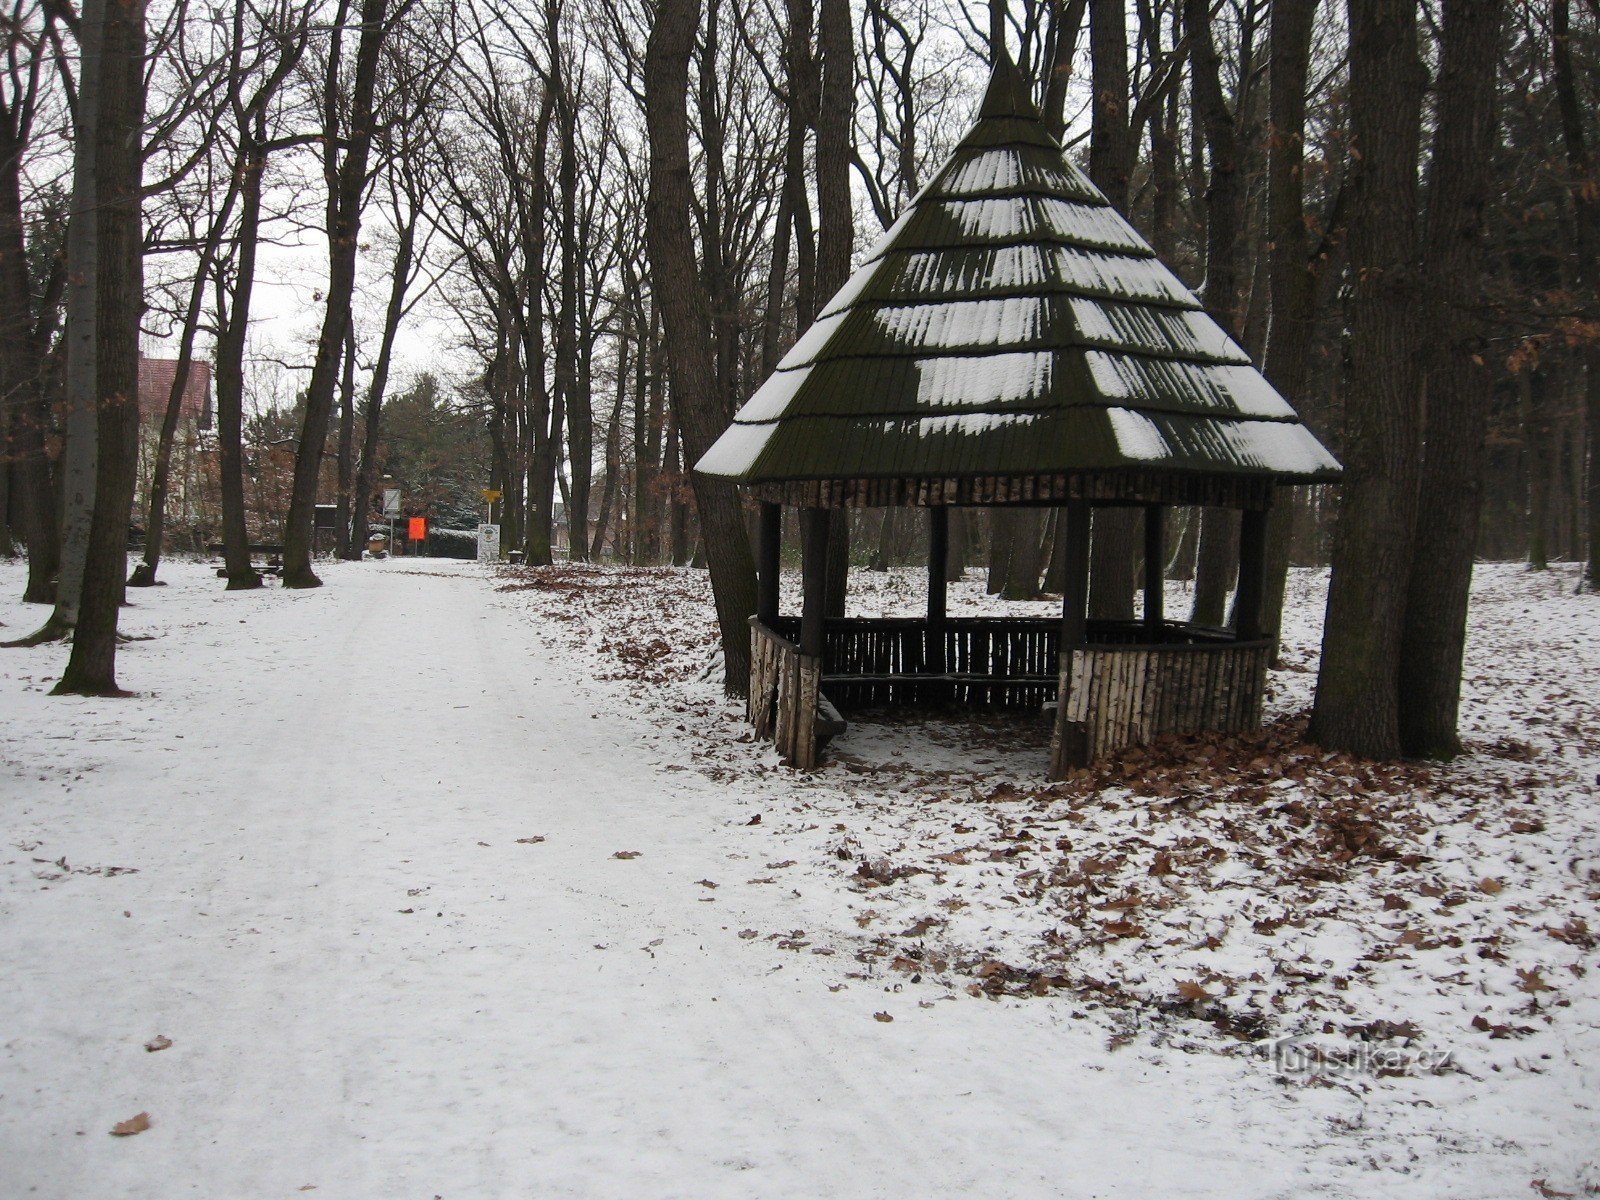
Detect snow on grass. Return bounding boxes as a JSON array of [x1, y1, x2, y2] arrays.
[[1, 554, 1596, 1197], [491, 557, 1600, 1193]]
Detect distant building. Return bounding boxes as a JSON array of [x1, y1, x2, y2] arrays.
[[132, 356, 216, 548], [138, 356, 212, 430]]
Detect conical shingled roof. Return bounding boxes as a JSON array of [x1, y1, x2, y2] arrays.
[[696, 55, 1341, 492]]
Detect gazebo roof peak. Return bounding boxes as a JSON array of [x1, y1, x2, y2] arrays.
[[975, 48, 1036, 122], [696, 50, 1342, 502]]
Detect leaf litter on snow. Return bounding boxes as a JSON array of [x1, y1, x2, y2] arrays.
[[490, 560, 1600, 1085]]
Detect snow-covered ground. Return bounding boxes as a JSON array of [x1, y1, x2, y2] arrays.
[[1, 555, 1595, 1198]]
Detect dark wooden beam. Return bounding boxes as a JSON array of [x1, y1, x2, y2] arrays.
[[1053, 499, 1095, 774], [1060, 500, 1092, 647], [927, 506, 949, 672], [757, 502, 781, 626], [1235, 502, 1270, 641], [1143, 504, 1165, 637], [800, 506, 829, 658]]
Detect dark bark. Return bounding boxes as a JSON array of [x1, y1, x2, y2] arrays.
[[552, 24, 588, 562], [644, 0, 758, 695], [281, 0, 392, 588], [55, 0, 145, 696], [1041, 0, 1087, 139], [1309, 0, 1426, 759], [817, 0, 853, 617], [1190, 507, 1239, 626], [215, 124, 267, 590], [590, 340, 627, 560], [1084, 0, 1138, 619], [1396, 0, 1503, 758], [0, 106, 58, 604], [334, 324, 356, 560], [1552, 0, 1600, 590], [523, 95, 557, 566], [1259, 0, 1318, 656], [1184, 0, 1246, 628]]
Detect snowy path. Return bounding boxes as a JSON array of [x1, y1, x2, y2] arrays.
[[0, 560, 1572, 1198]]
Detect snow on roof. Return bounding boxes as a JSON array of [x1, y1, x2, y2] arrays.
[[696, 53, 1341, 490]]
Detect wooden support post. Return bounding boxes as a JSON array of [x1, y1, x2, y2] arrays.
[[1236, 502, 1270, 641], [800, 506, 829, 659], [1050, 499, 1094, 776], [1061, 501, 1092, 647], [1143, 504, 1165, 640], [927, 506, 948, 673], [757, 502, 781, 626]]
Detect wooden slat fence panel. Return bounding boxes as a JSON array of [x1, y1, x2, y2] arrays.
[[1050, 641, 1270, 776]]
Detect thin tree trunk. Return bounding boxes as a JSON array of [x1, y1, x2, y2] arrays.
[[1523, 366, 1552, 570], [1259, 0, 1318, 658], [0, 102, 60, 605], [1085, 0, 1138, 619], [1185, 0, 1246, 630], [1552, 0, 1600, 590], [1309, 0, 1426, 759], [281, 0, 391, 589], [215, 124, 267, 591], [590, 340, 627, 560], [523, 96, 557, 567], [817, 0, 854, 618], [1396, 0, 1503, 758], [334, 324, 356, 560], [1167, 508, 1198, 580], [552, 24, 588, 562]]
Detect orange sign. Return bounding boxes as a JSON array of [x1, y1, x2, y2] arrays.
[[408, 517, 427, 541]]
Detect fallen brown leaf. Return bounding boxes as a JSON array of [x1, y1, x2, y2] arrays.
[[612, 850, 641, 860], [873, 1011, 894, 1023], [110, 1112, 150, 1137], [143, 1035, 171, 1053]]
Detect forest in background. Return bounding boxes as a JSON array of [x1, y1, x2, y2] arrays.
[[0, 0, 1596, 757]]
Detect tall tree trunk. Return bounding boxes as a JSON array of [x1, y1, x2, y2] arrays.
[[552, 26, 589, 562], [1309, 0, 1425, 759], [281, 0, 390, 588], [1396, 0, 1503, 758], [350, 200, 418, 558], [1190, 507, 1238, 625], [1522, 366, 1552, 570], [1552, 0, 1600, 591], [817, 0, 854, 617], [0, 115, 58, 605], [55, 0, 145, 695], [1085, 0, 1138, 619], [1259, 0, 1318, 657], [523, 96, 557, 566], [1185, 0, 1245, 629], [644, 0, 758, 695], [590, 341, 627, 560], [334, 324, 356, 560], [215, 125, 268, 590]]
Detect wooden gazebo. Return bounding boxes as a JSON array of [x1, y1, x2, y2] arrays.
[[696, 57, 1341, 778]]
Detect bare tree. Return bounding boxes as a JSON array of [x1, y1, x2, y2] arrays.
[[1309, 0, 1427, 758], [643, 0, 757, 694], [53, 0, 146, 694], [281, 0, 406, 588], [1395, 0, 1505, 757]]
